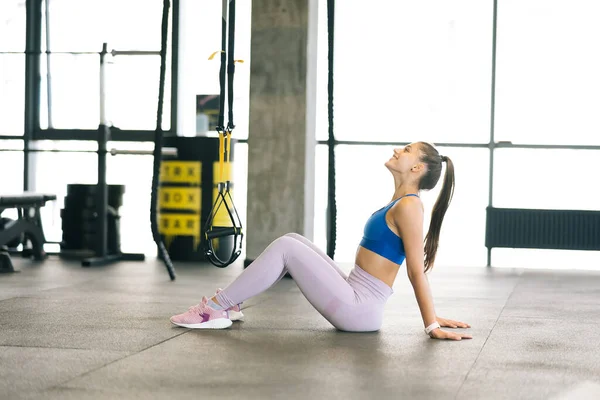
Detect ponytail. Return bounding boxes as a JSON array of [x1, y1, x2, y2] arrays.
[[423, 156, 455, 272]]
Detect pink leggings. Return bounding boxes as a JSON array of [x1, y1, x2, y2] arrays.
[[215, 233, 393, 332]]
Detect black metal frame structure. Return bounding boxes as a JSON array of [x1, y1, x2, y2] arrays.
[[0, 0, 180, 189]]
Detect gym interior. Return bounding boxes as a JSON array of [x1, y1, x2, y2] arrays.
[[1, 1, 600, 399]]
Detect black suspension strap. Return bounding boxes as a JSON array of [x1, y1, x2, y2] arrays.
[[216, 0, 228, 133], [326, 0, 337, 259], [226, 0, 236, 131], [150, 0, 176, 280], [204, 0, 243, 268]]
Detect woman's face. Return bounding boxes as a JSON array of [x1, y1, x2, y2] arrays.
[[385, 142, 423, 174]]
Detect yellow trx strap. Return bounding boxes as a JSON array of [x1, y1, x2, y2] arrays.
[[226, 130, 232, 163], [218, 130, 225, 183]]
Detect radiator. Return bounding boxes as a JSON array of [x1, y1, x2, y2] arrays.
[[485, 207, 600, 251]]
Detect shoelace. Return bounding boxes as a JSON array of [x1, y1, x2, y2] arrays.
[[188, 300, 208, 315]]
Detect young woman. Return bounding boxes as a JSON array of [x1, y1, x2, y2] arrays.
[[170, 142, 472, 340]]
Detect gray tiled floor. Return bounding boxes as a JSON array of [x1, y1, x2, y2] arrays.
[[1, 256, 600, 400]]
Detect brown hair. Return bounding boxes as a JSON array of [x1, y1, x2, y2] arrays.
[[417, 142, 455, 272]]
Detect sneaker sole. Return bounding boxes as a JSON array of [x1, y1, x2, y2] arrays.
[[171, 318, 233, 329], [228, 310, 244, 321]]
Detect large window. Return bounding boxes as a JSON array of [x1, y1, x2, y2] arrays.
[[0, 0, 255, 258], [317, 0, 600, 270]]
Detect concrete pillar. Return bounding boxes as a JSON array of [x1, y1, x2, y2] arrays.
[[245, 0, 318, 263]]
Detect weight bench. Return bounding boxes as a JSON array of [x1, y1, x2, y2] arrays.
[[0, 193, 57, 273]]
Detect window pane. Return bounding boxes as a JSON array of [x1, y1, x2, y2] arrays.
[[0, 1, 25, 51], [321, 145, 488, 267], [47, 0, 165, 52], [0, 55, 25, 135], [495, 0, 600, 145], [321, 0, 492, 143], [32, 152, 97, 243], [0, 148, 24, 194], [41, 55, 99, 129], [107, 56, 171, 131], [106, 154, 155, 254], [41, 54, 171, 131], [493, 149, 600, 210]]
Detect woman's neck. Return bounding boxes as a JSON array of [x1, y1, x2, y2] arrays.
[[392, 181, 419, 201]]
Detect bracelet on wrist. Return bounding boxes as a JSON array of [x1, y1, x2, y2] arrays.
[[424, 321, 440, 336]]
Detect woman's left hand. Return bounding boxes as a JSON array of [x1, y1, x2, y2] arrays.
[[437, 317, 471, 329]]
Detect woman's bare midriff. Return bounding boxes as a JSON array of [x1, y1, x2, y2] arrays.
[[355, 246, 400, 289]]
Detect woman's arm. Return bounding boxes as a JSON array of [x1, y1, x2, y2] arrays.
[[392, 197, 471, 341]]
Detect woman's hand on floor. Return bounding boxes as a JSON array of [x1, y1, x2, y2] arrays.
[[429, 328, 473, 341], [437, 316, 471, 329], [430, 317, 472, 340]]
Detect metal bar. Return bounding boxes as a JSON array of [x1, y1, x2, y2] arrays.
[[0, 51, 100, 55], [1, 149, 91, 153], [171, 0, 179, 134], [24, 0, 42, 192], [110, 148, 177, 156], [44, 0, 52, 128], [110, 50, 161, 56], [317, 140, 490, 147], [1, 50, 161, 56], [316, 140, 600, 151], [0, 148, 180, 155], [32, 128, 171, 141], [493, 142, 600, 150], [487, 0, 499, 267], [0, 136, 25, 140], [97, 43, 109, 258]]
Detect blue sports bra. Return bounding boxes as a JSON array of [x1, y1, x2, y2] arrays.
[[359, 194, 419, 265]]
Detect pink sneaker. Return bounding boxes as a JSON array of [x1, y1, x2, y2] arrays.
[[215, 288, 244, 321], [170, 296, 232, 329]]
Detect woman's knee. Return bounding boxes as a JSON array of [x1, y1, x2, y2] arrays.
[[283, 232, 304, 241], [271, 235, 302, 253]]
